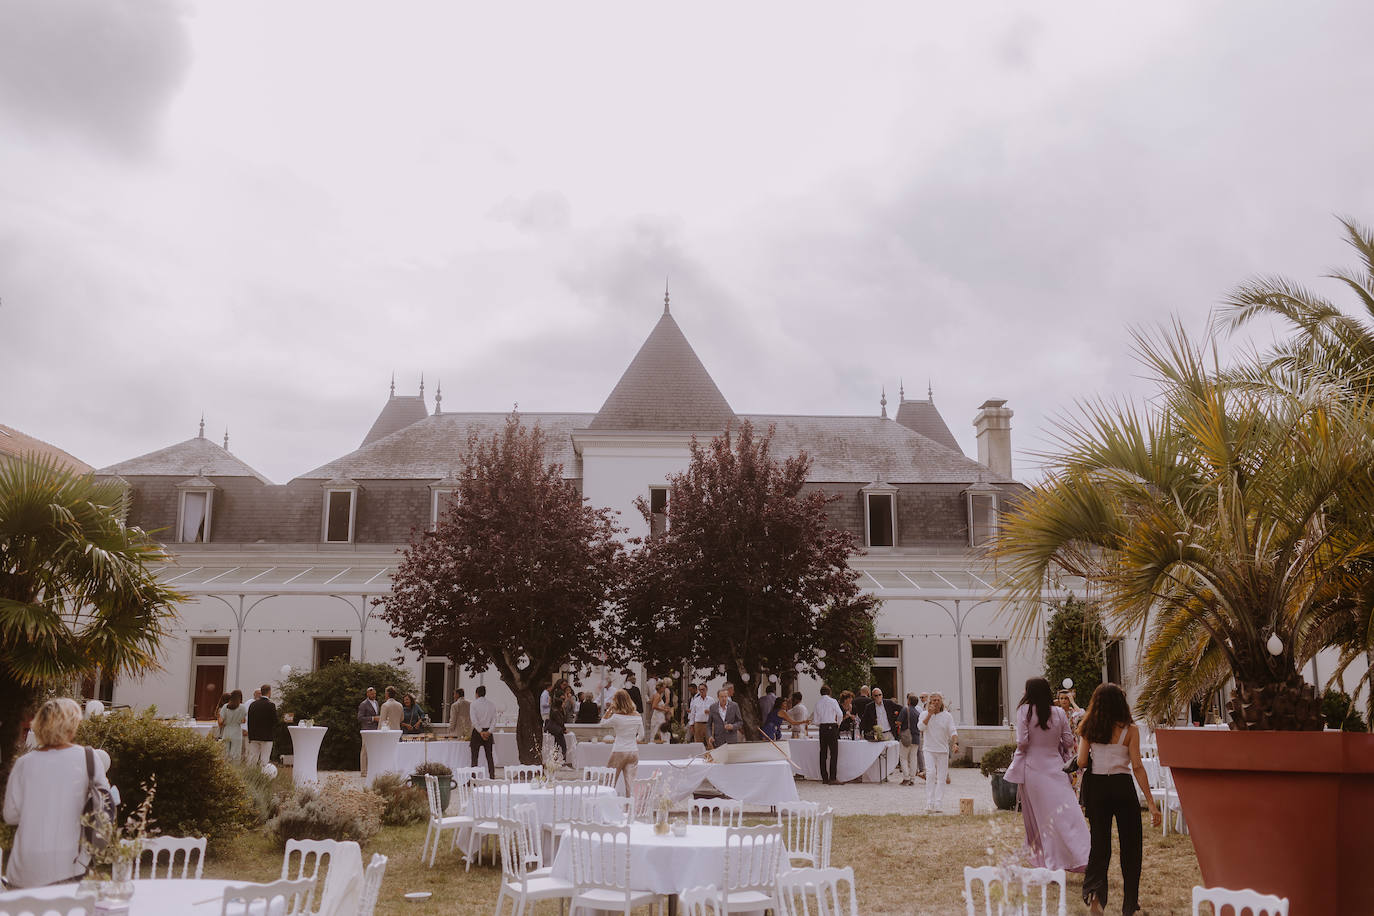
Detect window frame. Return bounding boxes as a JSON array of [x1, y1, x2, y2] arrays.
[[648, 485, 669, 538], [861, 482, 899, 549], [312, 638, 352, 670], [964, 481, 1001, 548], [970, 639, 1009, 726], [175, 483, 215, 544], [322, 485, 358, 544], [430, 488, 457, 531]]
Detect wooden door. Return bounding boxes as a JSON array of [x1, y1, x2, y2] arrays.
[[194, 665, 225, 719]]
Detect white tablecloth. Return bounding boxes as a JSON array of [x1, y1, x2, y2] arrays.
[[575, 742, 706, 768], [550, 822, 781, 895], [635, 759, 799, 805], [287, 726, 327, 786], [395, 737, 472, 774], [172, 721, 216, 738], [468, 782, 619, 825], [788, 738, 899, 783], [361, 729, 402, 786], [0, 879, 289, 914]]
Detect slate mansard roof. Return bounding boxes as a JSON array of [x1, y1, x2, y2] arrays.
[[98, 435, 272, 484]]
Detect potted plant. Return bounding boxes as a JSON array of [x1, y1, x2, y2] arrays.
[[992, 303, 1374, 913], [410, 761, 454, 811], [978, 743, 1018, 811]]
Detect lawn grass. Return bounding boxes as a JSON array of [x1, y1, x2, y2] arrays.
[[203, 810, 1201, 915]]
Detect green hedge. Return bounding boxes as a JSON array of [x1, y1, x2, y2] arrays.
[[273, 660, 419, 771], [1322, 688, 1368, 732], [76, 709, 262, 848], [1043, 596, 1105, 700]]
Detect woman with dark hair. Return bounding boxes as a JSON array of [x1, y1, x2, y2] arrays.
[[1004, 677, 1089, 872], [218, 689, 246, 761], [1077, 683, 1160, 916]]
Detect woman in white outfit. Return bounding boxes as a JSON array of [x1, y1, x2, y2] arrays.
[[3, 698, 112, 888], [647, 682, 670, 737], [918, 692, 958, 813], [602, 689, 644, 794]]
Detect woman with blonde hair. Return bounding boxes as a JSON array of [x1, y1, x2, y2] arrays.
[[602, 688, 644, 794], [3, 697, 112, 888], [918, 692, 958, 813]]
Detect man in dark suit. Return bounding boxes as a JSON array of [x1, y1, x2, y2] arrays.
[[706, 688, 743, 748], [858, 687, 903, 741], [246, 683, 277, 768], [624, 674, 644, 714], [852, 685, 873, 721], [357, 686, 379, 777]]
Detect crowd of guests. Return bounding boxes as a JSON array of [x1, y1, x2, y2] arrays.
[[1002, 678, 1160, 916], [213, 683, 278, 765]]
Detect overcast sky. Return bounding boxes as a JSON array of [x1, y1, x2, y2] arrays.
[[2, 1, 1373, 483]]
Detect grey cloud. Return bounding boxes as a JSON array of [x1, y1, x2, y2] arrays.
[[0, 0, 190, 155], [489, 191, 572, 234]]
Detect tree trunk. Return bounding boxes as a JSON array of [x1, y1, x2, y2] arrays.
[[514, 689, 544, 765], [1226, 676, 1325, 731], [728, 669, 763, 742], [0, 674, 36, 808]]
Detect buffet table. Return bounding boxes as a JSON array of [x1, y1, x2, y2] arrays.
[[636, 759, 800, 806], [574, 742, 706, 768], [788, 737, 899, 783]]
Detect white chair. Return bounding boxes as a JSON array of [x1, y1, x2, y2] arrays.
[[221, 878, 316, 916], [776, 801, 821, 866], [629, 773, 661, 822], [505, 764, 543, 783], [136, 834, 206, 879], [422, 772, 472, 867], [689, 797, 745, 828], [0, 896, 91, 916], [722, 824, 786, 914], [679, 885, 724, 915], [468, 778, 513, 870], [583, 765, 618, 788], [1153, 765, 1187, 836], [777, 866, 860, 916], [817, 807, 835, 868], [963, 865, 1067, 916], [1192, 885, 1289, 916], [567, 822, 665, 915], [494, 815, 576, 916], [512, 801, 548, 875], [356, 853, 388, 916], [281, 838, 360, 916], [549, 779, 597, 857], [453, 765, 489, 785]]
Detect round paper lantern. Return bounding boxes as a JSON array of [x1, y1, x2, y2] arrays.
[[262, 763, 278, 780], [817, 661, 826, 670], [817, 649, 827, 658], [740, 672, 751, 682], [84, 700, 105, 718], [1062, 678, 1073, 689], [768, 674, 778, 683], [1267, 633, 1284, 656], [280, 665, 293, 678]]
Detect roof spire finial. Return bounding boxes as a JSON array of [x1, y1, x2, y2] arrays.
[[664, 276, 670, 315], [389, 372, 395, 397], [198, 413, 205, 439], [880, 385, 888, 419], [928, 378, 933, 401], [434, 379, 443, 416], [899, 378, 905, 402], [419, 372, 425, 399], [223, 428, 229, 451]]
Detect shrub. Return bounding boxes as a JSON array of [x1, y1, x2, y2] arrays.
[[76, 709, 261, 847], [1043, 596, 1106, 700], [273, 660, 419, 770], [230, 760, 281, 824], [411, 761, 452, 778], [979, 742, 1016, 777], [1321, 688, 1368, 732], [268, 777, 384, 847], [369, 772, 429, 827]]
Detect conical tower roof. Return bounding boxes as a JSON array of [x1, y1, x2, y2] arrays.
[[589, 304, 735, 431], [362, 392, 429, 447]]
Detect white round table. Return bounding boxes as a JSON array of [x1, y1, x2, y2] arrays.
[[287, 725, 328, 786], [468, 782, 618, 825], [360, 728, 402, 787], [549, 822, 780, 895], [0, 878, 290, 914]]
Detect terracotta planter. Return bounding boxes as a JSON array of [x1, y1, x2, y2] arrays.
[[1156, 728, 1374, 915]]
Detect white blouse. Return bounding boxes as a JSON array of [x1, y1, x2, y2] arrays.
[[919, 710, 958, 751], [3, 745, 110, 888], [606, 713, 644, 753]]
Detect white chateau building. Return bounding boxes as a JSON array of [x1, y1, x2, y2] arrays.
[[95, 296, 1127, 738]]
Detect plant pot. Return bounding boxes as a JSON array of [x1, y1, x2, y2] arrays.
[[1156, 728, 1374, 915], [410, 774, 452, 812], [989, 772, 1019, 811]]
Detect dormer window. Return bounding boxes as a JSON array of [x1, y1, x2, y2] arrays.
[[323, 478, 359, 543], [965, 480, 1000, 547], [429, 475, 462, 530], [862, 481, 899, 548], [175, 476, 216, 543], [649, 486, 668, 538]]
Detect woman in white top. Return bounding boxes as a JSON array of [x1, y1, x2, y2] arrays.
[[918, 692, 958, 813], [1075, 683, 1160, 916], [602, 689, 644, 795], [3, 697, 112, 888], [647, 682, 670, 737]]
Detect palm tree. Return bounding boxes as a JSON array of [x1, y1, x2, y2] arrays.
[[0, 454, 182, 795], [991, 322, 1374, 729]]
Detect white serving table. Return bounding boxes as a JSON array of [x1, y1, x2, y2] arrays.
[[574, 742, 705, 769], [550, 822, 782, 896], [172, 721, 216, 739], [788, 737, 900, 783], [395, 736, 471, 774], [0, 878, 291, 914], [360, 728, 402, 786], [286, 725, 327, 786], [636, 759, 800, 805]]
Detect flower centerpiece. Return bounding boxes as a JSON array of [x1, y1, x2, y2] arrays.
[[653, 793, 672, 835], [82, 780, 157, 903], [542, 739, 566, 785]]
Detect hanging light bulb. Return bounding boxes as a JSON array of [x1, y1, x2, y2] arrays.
[[518, 653, 531, 669], [1267, 633, 1284, 656]]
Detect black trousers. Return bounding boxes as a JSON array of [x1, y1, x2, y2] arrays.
[[818, 723, 840, 783], [469, 731, 495, 777], [1082, 772, 1143, 915]]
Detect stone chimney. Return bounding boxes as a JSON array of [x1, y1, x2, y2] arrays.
[[973, 399, 1013, 479]]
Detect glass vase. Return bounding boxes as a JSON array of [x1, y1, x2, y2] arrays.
[[100, 857, 136, 903]]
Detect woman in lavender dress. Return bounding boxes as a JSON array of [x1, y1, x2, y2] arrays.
[[1003, 677, 1090, 872]]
